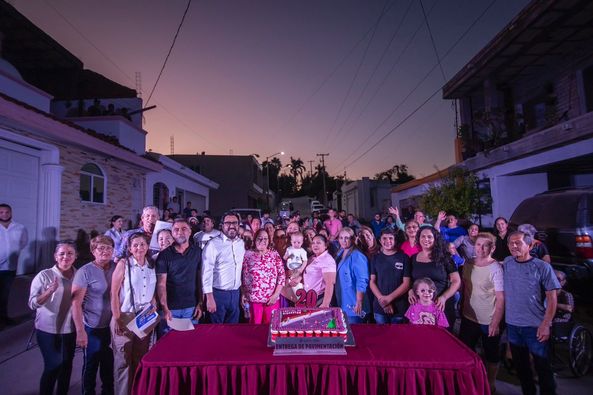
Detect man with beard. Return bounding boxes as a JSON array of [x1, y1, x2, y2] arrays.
[[116, 206, 159, 259], [202, 212, 245, 323], [156, 219, 203, 331], [0, 204, 28, 327]]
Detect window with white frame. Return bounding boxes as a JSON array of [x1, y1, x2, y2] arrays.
[[80, 163, 105, 203]]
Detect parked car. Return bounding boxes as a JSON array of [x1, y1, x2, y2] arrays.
[[509, 187, 593, 300], [310, 200, 325, 213]]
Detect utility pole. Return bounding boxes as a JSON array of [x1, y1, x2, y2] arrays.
[[316, 153, 329, 206], [307, 160, 314, 177]]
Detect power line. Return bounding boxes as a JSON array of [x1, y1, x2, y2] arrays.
[[145, 0, 193, 106], [329, 0, 438, 152], [330, 0, 416, 146], [344, 86, 441, 170], [322, 0, 395, 150], [420, 0, 446, 81], [41, 0, 224, 151], [334, 0, 499, 172], [43, 0, 134, 84]]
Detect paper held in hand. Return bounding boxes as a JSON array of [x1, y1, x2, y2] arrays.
[[167, 317, 195, 331], [126, 304, 159, 339]]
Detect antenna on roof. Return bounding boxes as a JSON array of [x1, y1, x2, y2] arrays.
[[170, 135, 174, 155], [135, 72, 142, 98]]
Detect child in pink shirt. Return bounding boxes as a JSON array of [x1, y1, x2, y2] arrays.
[[405, 278, 449, 328]]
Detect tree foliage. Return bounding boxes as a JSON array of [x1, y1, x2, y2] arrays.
[[374, 164, 415, 184], [420, 168, 491, 221]]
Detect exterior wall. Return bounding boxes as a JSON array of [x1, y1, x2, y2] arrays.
[[341, 178, 392, 220], [59, 146, 146, 238], [69, 117, 146, 155], [145, 170, 212, 215], [461, 38, 593, 143], [487, 173, 548, 224], [168, 155, 263, 216], [0, 67, 52, 112]]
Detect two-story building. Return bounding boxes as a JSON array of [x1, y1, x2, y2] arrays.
[[168, 154, 265, 217], [392, 0, 593, 226], [0, 1, 216, 273]]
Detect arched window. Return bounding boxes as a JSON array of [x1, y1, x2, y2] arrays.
[[80, 163, 105, 203]]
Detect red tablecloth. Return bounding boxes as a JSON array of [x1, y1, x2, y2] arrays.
[[132, 324, 489, 395]]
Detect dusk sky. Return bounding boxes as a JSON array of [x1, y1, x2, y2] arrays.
[[14, 0, 529, 179]]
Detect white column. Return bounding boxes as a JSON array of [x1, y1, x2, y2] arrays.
[[36, 163, 63, 271]]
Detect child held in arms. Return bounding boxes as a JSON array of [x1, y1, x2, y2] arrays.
[[283, 232, 308, 294], [405, 278, 449, 328]]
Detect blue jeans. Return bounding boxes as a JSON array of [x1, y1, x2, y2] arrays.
[[36, 330, 76, 395], [82, 326, 114, 395], [507, 324, 556, 395], [374, 314, 405, 324], [209, 288, 240, 323], [162, 307, 199, 334]]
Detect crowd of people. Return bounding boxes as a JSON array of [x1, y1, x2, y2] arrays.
[[0, 201, 573, 395]]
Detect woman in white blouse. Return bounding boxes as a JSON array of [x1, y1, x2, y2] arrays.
[[105, 215, 124, 256], [28, 240, 77, 395], [110, 233, 157, 395]]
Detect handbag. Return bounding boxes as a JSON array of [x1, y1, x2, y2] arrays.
[[124, 258, 159, 337]]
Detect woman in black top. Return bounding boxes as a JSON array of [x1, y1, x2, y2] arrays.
[[408, 226, 461, 328], [493, 217, 511, 261]]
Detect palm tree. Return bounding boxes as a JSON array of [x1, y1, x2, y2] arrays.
[[289, 157, 306, 185]]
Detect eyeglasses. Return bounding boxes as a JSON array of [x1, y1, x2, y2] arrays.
[[419, 289, 435, 294], [95, 245, 113, 252], [223, 221, 239, 226]]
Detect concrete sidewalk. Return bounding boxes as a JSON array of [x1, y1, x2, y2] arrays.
[[1, 275, 591, 394]]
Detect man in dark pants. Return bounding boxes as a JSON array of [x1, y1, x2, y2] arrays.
[[504, 231, 560, 395], [202, 212, 245, 323], [157, 218, 203, 332], [0, 203, 28, 328]]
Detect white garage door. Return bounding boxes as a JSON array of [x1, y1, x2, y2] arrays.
[[0, 140, 39, 274]]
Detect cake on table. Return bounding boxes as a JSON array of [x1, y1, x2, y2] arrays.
[[270, 307, 348, 342]]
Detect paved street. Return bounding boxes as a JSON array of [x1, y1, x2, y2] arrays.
[[1, 276, 591, 394]]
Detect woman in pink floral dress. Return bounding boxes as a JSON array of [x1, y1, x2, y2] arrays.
[[241, 229, 286, 324]]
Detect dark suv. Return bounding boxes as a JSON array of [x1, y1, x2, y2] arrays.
[[509, 187, 593, 300]]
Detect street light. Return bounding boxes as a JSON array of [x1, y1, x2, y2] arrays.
[[264, 151, 284, 210]]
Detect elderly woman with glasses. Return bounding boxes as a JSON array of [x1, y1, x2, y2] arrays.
[[241, 229, 285, 324], [72, 235, 116, 394]]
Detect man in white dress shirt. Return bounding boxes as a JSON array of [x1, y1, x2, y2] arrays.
[[0, 204, 28, 327], [202, 212, 245, 323]]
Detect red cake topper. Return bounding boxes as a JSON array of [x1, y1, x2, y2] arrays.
[[294, 289, 318, 308]]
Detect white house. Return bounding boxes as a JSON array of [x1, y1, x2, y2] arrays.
[[342, 177, 392, 220], [392, 0, 593, 227]]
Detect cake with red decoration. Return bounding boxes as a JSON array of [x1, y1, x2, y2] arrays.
[[270, 307, 348, 342]]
